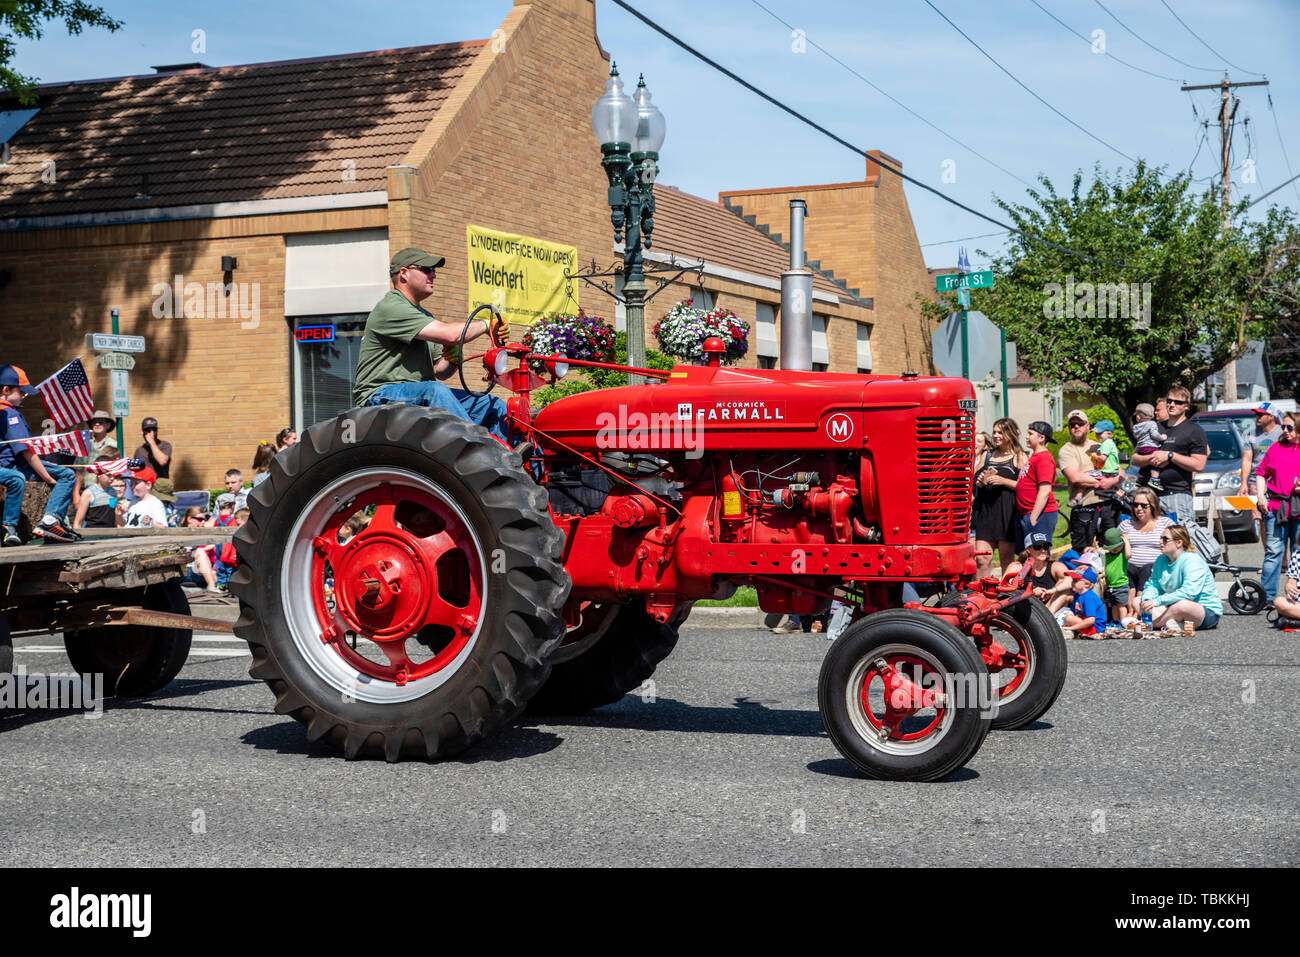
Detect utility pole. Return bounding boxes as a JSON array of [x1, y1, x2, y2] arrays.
[[1182, 75, 1269, 404]]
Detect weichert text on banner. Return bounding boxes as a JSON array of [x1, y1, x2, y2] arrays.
[[466, 225, 577, 325]]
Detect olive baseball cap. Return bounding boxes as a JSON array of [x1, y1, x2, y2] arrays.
[[389, 247, 446, 275], [152, 478, 177, 502]]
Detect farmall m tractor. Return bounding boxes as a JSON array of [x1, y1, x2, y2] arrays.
[[232, 316, 1066, 781]]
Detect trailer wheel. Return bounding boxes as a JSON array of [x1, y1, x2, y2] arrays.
[[0, 611, 11, 675], [525, 601, 688, 715], [939, 591, 1067, 729], [63, 579, 193, 697], [818, 609, 992, 782], [231, 405, 569, 761]]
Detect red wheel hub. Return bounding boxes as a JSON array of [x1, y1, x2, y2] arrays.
[[859, 653, 947, 741], [978, 619, 1031, 698], [309, 484, 483, 685]]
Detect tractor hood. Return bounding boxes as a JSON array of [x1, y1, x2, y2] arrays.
[[530, 364, 975, 454]]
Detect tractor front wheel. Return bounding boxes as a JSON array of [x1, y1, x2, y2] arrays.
[[818, 609, 992, 782]]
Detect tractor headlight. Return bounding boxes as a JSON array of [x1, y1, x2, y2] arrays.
[[546, 357, 569, 379], [486, 348, 510, 377]]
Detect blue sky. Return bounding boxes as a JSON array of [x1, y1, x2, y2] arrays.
[[11, 0, 1299, 269]]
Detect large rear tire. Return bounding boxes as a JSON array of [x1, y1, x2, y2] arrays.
[[818, 609, 993, 782], [231, 405, 570, 761], [64, 579, 193, 697], [526, 601, 688, 715]]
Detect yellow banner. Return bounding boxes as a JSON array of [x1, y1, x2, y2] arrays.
[[466, 225, 577, 326]]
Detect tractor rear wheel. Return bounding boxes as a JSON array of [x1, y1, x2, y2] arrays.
[[818, 609, 992, 782], [525, 601, 688, 715], [939, 591, 1067, 729], [230, 405, 570, 761], [64, 580, 193, 697]]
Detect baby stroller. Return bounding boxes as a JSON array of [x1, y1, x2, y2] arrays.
[[1186, 520, 1266, 615]]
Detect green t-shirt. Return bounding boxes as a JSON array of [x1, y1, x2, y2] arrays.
[[1097, 438, 1119, 474], [1104, 547, 1129, 587], [352, 290, 444, 405]]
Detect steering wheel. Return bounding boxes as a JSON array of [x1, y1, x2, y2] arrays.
[[457, 303, 505, 398]]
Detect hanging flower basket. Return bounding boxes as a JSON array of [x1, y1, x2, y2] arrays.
[[522, 310, 616, 376], [653, 299, 750, 365]]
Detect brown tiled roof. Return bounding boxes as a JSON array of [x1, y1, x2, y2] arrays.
[[651, 186, 867, 304], [0, 42, 484, 220]]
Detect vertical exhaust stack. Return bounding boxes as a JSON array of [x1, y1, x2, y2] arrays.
[[780, 199, 813, 371]]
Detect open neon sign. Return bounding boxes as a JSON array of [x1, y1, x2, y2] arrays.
[[294, 324, 335, 343]]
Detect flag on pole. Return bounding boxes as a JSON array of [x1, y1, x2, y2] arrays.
[[36, 359, 94, 430], [957, 246, 972, 275], [84, 456, 145, 475], [20, 429, 91, 457]]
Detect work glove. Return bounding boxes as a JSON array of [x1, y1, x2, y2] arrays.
[[489, 312, 509, 343]]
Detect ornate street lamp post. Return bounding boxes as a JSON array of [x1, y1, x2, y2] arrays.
[[591, 64, 666, 385]]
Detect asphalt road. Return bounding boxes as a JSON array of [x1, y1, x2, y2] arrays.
[[3, 559, 1295, 867]]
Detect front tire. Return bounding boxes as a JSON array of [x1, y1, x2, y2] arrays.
[[231, 405, 570, 761], [818, 609, 992, 782], [64, 580, 193, 697], [1228, 579, 1265, 615]]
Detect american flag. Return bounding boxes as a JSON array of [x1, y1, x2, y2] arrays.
[[85, 456, 145, 475], [21, 429, 91, 457], [37, 359, 95, 430]]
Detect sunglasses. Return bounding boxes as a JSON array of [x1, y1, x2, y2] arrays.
[[1284, 425, 1296, 432], [1133, 502, 1151, 509], [1159, 536, 1175, 543], [1165, 398, 1187, 406], [405, 265, 437, 276]]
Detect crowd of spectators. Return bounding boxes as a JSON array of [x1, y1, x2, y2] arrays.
[[987, 393, 1234, 637]]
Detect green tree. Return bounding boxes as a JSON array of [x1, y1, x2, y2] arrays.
[[1, 1, 123, 103], [916, 162, 1300, 422]]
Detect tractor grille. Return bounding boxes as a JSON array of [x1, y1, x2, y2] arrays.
[[915, 414, 974, 537]]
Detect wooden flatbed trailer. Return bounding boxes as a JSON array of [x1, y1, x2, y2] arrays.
[[0, 528, 236, 696]]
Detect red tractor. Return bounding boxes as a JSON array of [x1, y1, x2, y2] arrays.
[[231, 317, 1065, 781]]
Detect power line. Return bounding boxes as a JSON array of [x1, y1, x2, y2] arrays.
[[748, 0, 1034, 189], [1093, 0, 1222, 74], [1266, 90, 1300, 208], [1028, 0, 1183, 83], [607, 0, 1133, 268], [1246, 171, 1300, 209], [920, 230, 1009, 248], [1157, 0, 1265, 77], [922, 0, 1137, 163]]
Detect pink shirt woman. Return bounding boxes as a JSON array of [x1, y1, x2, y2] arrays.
[[1256, 433, 1300, 511]]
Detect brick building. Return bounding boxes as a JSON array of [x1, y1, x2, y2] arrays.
[[0, 0, 915, 489]]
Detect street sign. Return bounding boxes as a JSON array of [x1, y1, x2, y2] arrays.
[[86, 333, 146, 353], [110, 369, 129, 418], [957, 287, 971, 309], [936, 270, 994, 292], [95, 352, 136, 371], [933, 311, 1004, 380]]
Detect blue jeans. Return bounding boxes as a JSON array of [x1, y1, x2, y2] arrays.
[[363, 381, 509, 444], [0, 459, 77, 529], [1261, 509, 1300, 600]]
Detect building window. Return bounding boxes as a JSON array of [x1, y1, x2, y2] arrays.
[[758, 355, 776, 369], [756, 302, 778, 362], [812, 314, 829, 367], [688, 286, 713, 311], [856, 323, 873, 373], [291, 316, 366, 430]]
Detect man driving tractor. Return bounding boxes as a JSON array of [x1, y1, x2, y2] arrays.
[[353, 247, 512, 442]]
